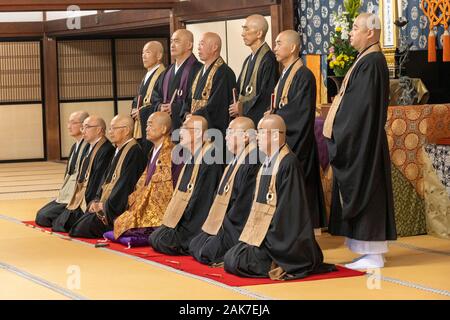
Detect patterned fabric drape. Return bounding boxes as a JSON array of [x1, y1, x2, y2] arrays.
[[295, 0, 443, 55]]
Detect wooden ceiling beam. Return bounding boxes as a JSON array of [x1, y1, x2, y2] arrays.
[[0, 0, 178, 11]]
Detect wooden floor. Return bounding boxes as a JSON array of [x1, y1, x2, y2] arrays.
[[0, 162, 449, 300]]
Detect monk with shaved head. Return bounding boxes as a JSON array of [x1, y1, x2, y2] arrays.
[[151, 29, 203, 132], [324, 13, 396, 270], [51, 115, 115, 232], [68, 114, 146, 238], [224, 115, 336, 280], [35, 111, 90, 227], [103, 112, 183, 246], [229, 14, 278, 125], [131, 40, 166, 157], [190, 116, 262, 265], [270, 30, 327, 230], [149, 115, 224, 255], [181, 32, 237, 148]]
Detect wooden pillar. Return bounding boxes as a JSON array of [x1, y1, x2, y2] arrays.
[[169, 10, 184, 34], [42, 35, 60, 161]]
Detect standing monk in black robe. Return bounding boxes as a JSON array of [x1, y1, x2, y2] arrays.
[[181, 32, 237, 138], [229, 14, 278, 125], [69, 115, 146, 238], [189, 117, 261, 265], [151, 29, 203, 132], [35, 111, 89, 227], [131, 41, 166, 157], [269, 30, 326, 228], [149, 115, 224, 255], [224, 115, 335, 279], [52, 115, 115, 232], [323, 13, 396, 270]]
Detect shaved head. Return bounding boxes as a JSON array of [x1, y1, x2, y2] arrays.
[[279, 30, 301, 49], [350, 13, 381, 52], [203, 32, 222, 51], [142, 41, 164, 69], [187, 115, 208, 132], [112, 114, 134, 132], [257, 114, 286, 156], [171, 29, 194, 60], [72, 110, 89, 123], [146, 111, 171, 144], [198, 32, 222, 63], [246, 14, 269, 37], [259, 114, 286, 133], [226, 117, 256, 155], [173, 29, 194, 43], [149, 111, 172, 132], [229, 116, 255, 131], [357, 12, 382, 31], [88, 115, 106, 132]]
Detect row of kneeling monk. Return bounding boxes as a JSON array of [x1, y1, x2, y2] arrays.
[[36, 12, 396, 275]]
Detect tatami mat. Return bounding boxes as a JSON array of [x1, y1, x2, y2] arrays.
[[0, 162, 449, 300]]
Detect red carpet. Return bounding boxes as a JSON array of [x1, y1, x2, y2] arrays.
[[24, 221, 365, 286]]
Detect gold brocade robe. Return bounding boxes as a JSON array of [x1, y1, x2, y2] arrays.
[[113, 137, 175, 239]]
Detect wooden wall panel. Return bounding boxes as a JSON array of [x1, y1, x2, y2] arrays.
[[117, 100, 133, 117], [0, 104, 44, 160], [0, 41, 41, 103], [58, 40, 113, 101]]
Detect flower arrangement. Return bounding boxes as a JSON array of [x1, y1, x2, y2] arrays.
[[328, 0, 362, 77]]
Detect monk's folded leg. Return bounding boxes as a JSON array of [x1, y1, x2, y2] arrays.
[[69, 213, 111, 238], [35, 200, 66, 227], [224, 242, 271, 278], [52, 208, 84, 232], [149, 226, 187, 255]]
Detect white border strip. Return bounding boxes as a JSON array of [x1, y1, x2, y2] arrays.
[[0, 261, 88, 300]]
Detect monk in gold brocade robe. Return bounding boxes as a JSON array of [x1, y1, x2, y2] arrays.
[[103, 112, 182, 246]]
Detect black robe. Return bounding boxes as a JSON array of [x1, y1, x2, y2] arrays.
[[326, 52, 397, 241], [35, 140, 85, 227], [69, 142, 146, 238], [189, 148, 262, 264], [181, 59, 237, 135], [224, 152, 336, 279], [151, 57, 203, 131], [133, 69, 164, 157], [274, 64, 327, 228], [149, 152, 224, 255], [237, 47, 279, 125], [51, 140, 115, 232]]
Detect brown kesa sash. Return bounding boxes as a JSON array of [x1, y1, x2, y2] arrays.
[[133, 64, 166, 139], [66, 137, 107, 212], [162, 142, 213, 228], [96, 139, 138, 225], [190, 57, 224, 113], [272, 58, 304, 111], [238, 43, 270, 103], [323, 43, 381, 139], [201, 143, 257, 235], [56, 140, 87, 204], [239, 144, 290, 247]]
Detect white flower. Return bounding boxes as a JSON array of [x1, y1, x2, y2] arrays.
[[341, 30, 349, 40]]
